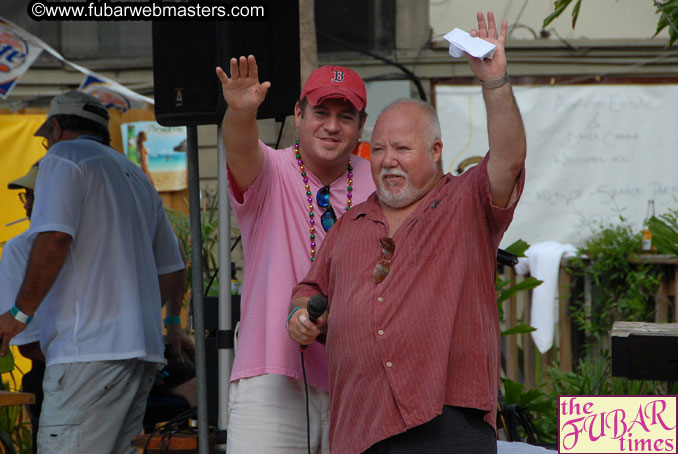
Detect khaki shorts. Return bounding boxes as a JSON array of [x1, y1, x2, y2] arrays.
[[38, 359, 158, 454], [227, 374, 330, 454]]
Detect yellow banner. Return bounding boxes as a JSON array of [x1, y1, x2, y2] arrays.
[[0, 115, 45, 384], [0, 115, 46, 249]]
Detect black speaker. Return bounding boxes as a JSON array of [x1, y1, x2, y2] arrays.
[[152, 3, 300, 126]]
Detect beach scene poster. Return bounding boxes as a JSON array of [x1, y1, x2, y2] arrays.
[[120, 121, 187, 192]]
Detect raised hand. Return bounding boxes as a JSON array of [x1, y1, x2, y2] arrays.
[[216, 55, 271, 113], [466, 11, 508, 82]]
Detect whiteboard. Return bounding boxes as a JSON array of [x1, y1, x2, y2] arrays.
[[435, 84, 678, 248]]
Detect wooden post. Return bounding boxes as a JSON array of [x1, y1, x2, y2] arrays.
[[655, 264, 670, 323], [278, 0, 317, 149], [524, 289, 535, 390], [542, 348, 553, 385], [559, 266, 573, 373], [506, 269, 519, 382], [631, 255, 678, 323]]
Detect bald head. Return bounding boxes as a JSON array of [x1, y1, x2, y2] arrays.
[[376, 98, 441, 147]]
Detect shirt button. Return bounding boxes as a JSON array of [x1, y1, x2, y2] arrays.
[[377, 297, 383, 302], [386, 361, 392, 368], [378, 330, 384, 336]]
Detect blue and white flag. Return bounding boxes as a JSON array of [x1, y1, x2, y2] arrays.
[[0, 19, 44, 99], [79, 74, 151, 112], [0, 16, 153, 108]]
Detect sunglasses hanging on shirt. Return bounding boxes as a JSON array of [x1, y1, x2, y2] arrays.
[[316, 185, 337, 232]]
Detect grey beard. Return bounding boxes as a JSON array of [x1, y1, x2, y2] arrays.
[[377, 155, 439, 208]]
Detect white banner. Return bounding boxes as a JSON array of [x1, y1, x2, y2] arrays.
[[435, 84, 678, 248]]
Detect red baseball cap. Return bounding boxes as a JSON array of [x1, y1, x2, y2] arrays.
[[300, 65, 366, 112]]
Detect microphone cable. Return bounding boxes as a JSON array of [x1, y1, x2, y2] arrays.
[[298, 295, 328, 454], [300, 348, 312, 454]]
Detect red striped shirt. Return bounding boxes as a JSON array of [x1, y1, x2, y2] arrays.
[[292, 155, 525, 454]]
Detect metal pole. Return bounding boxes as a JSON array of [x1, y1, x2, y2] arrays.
[[217, 127, 234, 448], [186, 125, 209, 454]]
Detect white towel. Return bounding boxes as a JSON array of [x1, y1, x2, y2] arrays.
[[514, 241, 577, 353]]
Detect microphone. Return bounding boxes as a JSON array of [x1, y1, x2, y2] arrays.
[[301, 294, 327, 351], [307, 294, 328, 324]]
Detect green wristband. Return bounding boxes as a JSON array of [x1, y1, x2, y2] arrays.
[[10, 305, 32, 325], [164, 315, 181, 327], [285, 307, 303, 331]]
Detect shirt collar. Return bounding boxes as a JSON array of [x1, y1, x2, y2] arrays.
[[347, 175, 453, 224], [76, 134, 105, 144], [347, 192, 382, 222]]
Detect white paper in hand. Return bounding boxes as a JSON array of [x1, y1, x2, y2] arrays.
[[443, 28, 496, 60]]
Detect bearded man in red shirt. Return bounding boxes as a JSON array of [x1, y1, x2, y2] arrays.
[[289, 11, 526, 454]]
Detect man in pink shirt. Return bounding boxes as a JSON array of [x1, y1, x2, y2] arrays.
[[289, 12, 526, 454], [216, 57, 375, 453]]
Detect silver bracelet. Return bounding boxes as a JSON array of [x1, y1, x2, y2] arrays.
[[481, 73, 509, 89]]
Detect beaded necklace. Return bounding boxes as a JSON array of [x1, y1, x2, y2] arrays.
[[295, 140, 354, 261]]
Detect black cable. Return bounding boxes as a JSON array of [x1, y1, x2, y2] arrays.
[[142, 406, 198, 454], [231, 234, 241, 252], [317, 29, 428, 102], [202, 236, 244, 296], [204, 268, 219, 297], [300, 350, 312, 454]]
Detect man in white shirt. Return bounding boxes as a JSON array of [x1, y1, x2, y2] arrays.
[[0, 90, 186, 454]]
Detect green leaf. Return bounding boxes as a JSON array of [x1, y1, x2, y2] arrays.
[[501, 323, 536, 336], [543, 0, 577, 28], [655, 12, 669, 36], [504, 239, 530, 257], [571, 0, 583, 29], [502, 378, 525, 403], [495, 277, 512, 292], [649, 215, 678, 256], [0, 430, 15, 454], [670, 23, 677, 44], [0, 350, 14, 374], [653, 0, 678, 45], [497, 277, 543, 305]]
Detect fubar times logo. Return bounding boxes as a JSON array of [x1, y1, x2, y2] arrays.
[[559, 395, 677, 453]]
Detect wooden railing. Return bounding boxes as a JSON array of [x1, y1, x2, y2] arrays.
[[499, 254, 678, 389]]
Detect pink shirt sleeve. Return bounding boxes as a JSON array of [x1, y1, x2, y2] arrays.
[[227, 140, 276, 218]]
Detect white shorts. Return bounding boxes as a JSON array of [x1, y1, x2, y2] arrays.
[[38, 359, 158, 454], [227, 374, 330, 454]]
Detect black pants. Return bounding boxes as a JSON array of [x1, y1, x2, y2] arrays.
[[21, 360, 45, 454], [363, 405, 497, 454]]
